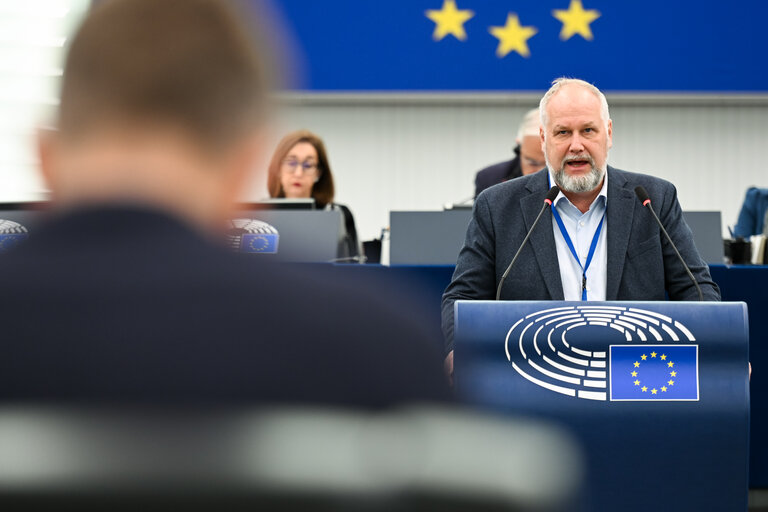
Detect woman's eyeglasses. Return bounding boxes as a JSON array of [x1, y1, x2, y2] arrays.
[[282, 160, 318, 175]]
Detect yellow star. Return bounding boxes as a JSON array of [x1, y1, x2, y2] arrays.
[[661, 386, 668, 392], [668, 361, 674, 368], [650, 352, 657, 358], [641, 386, 648, 392], [668, 380, 675, 386], [661, 354, 667, 360], [425, 0, 475, 42], [489, 13, 537, 58], [634, 380, 640, 386], [670, 371, 677, 377], [552, 0, 601, 41], [633, 361, 640, 368], [651, 388, 658, 395], [641, 354, 647, 361], [631, 371, 637, 377]]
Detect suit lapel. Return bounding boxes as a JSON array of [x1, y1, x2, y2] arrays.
[[605, 167, 636, 300], [523, 172, 564, 300]]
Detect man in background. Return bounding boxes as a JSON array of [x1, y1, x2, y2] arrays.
[[0, 0, 450, 407], [474, 107, 546, 197], [733, 186, 768, 237]]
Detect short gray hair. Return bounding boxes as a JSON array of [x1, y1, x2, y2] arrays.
[[516, 107, 541, 142], [539, 78, 610, 129]]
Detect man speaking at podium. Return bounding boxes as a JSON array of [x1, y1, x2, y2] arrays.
[[442, 78, 720, 376]]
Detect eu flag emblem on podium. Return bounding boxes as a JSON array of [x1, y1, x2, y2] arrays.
[[610, 345, 698, 401], [240, 233, 278, 254], [0, 233, 28, 253]]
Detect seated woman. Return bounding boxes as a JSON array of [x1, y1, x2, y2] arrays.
[[267, 130, 361, 260], [733, 187, 768, 238]]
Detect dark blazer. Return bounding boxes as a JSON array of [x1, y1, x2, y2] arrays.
[[0, 206, 450, 406], [733, 186, 768, 237], [328, 202, 360, 260], [474, 155, 522, 198], [442, 166, 720, 352]]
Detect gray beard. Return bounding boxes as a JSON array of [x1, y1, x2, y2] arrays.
[[548, 156, 606, 193]]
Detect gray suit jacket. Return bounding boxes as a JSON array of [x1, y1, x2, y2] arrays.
[[441, 166, 720, 352]]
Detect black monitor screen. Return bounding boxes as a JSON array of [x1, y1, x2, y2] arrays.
[[0, 202, 51, 253], [237, 199, 315, 210]]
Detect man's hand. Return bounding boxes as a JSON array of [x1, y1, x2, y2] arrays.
[[444, 350, 454, 386]]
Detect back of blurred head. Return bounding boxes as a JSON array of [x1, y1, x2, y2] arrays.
[[40, 0, 272, 229]]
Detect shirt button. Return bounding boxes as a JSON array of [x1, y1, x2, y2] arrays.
[[579, 221, 585, 227]]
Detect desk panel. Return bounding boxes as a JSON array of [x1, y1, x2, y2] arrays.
[[710, 264, 768, 487]]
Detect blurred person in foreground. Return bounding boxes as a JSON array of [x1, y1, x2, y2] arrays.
[[267, 130, 361, 260], [0, 0, 449, 407], [442, 78, 720, 378], [474, 107, 546, 197]]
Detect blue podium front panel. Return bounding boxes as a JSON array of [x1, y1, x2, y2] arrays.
[[455, 301, 749, 512]]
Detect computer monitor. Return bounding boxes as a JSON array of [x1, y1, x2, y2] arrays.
[[229, 208, 344, 262], [389, 209, 724, 266], [0, 202, 50, 225], [682, 210, 724, 264], [0, 202, 51, 253], [237, 199, 315, 210], [389, 210, 472, 265]]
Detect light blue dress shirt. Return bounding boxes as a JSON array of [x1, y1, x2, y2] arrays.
[[548, 170, 608, 301]]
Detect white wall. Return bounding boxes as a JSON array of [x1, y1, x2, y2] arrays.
[[5, 64, 766, 244], [0, 0, 90, 202], [263, 93, 768, 242]]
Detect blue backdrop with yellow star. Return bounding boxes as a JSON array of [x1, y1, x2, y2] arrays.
[[268, 0, 767, 91]]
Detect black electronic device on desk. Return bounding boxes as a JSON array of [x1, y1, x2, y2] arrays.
[[389, 210, 473, 265], [237, 198, 316, 210], [0, 202, 51, 253], [230, 205, 343, 262], [680, 211, 723, 264]]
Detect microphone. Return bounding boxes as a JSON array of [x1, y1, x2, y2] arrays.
[[496, 186, 560, 300], [634, 186, 703, 301]]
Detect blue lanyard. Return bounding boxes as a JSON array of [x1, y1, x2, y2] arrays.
[[546, 175, 606, 300], [551, 206, 604, 300]]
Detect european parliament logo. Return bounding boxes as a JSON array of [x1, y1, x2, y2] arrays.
[[0, 220, 29, 253], [504, 305, 700, 402], [226, 218, 279, 254]]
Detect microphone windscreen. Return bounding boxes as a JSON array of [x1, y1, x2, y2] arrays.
[[545, 186, 560, 204], [634, 186, 650, 204]]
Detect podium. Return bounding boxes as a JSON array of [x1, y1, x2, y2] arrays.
[[454, 300, 750, 512]]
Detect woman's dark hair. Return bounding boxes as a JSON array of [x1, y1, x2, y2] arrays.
[[267, 130, 335, 207]]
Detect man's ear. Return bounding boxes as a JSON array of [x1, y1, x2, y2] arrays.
[[36, 128, 58, 193], [606, 119, 613, 150], [223, 129, 268, 203]]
